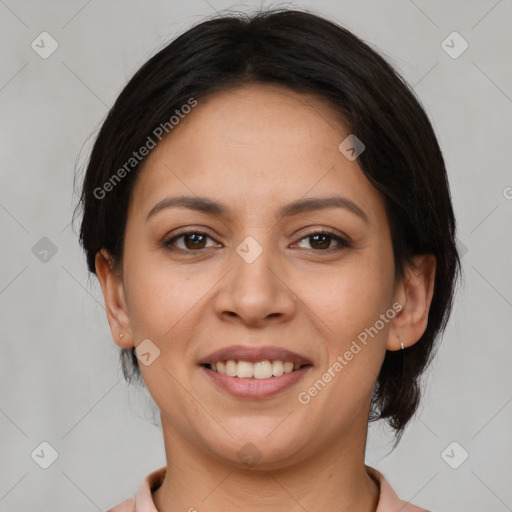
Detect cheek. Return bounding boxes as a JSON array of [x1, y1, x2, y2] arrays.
[[300, 256, 392, 339], [296, 253, 392, 403], [123, 257, 192, 342], [124, 262, 203, 414], [295, 266, 390, 422], [122, 254, 226, 371]]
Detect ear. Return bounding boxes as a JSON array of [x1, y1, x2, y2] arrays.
[[387, 254, 436, 351], [95, 249, 134, 349]]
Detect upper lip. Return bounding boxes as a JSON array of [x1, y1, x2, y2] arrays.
[[198, 345, 313, 366]]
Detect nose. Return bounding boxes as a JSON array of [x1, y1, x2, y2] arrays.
[[213, 239, 297, 328]]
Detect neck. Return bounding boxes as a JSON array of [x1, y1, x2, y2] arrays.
[[152, 419, 380, 512]]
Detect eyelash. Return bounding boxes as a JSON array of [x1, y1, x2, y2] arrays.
[[162, 229, 352, 254]]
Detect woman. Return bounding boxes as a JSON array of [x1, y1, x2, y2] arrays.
[[76, 7, 461, 511]]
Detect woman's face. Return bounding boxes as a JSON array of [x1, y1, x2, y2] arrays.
[[98, 83, 421, 468]]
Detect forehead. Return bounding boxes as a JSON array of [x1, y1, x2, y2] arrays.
[[129, 83, 387, 228]]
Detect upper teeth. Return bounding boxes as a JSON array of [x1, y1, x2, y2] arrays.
[[209, 360, 302, 379]]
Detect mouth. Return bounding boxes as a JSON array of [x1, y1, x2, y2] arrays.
[[198, 345, 313, 399], [201, 360, 311, 379]]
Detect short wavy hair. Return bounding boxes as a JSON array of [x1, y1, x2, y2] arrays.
[[75, 7, 462, 445]]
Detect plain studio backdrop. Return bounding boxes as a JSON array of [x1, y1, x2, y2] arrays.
[[1, 1, 511, 511]]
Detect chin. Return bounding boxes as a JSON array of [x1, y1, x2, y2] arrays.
[[206, 427, 309, 469]]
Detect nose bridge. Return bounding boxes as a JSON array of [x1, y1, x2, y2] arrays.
[[233, 231, 280, 299], [214, 231, 296, 324]]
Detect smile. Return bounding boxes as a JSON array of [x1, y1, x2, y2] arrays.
[[201, 361, 312, 399], [204, 359, 307, 379]]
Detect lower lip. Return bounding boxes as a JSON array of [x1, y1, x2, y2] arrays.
[[200, 365, 312, 399]]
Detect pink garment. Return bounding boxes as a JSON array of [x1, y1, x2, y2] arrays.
[[107, 465, 430, 512]]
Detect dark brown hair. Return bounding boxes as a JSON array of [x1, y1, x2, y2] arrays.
[[75, 7, 462, 445]]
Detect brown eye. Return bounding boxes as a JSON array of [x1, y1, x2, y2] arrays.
[[295, 230, 351, 252], [163, 231, 219, 252], [308, 233, 331, 250]]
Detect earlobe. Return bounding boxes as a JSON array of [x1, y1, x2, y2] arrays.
[[95, 249, 134, 349], [387, 254, 436, 351]]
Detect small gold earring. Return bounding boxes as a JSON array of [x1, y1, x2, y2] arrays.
[[397, 332, 404, 350], [119, 333, 124, 339]]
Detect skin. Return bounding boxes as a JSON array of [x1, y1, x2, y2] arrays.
[[96, 83, 436, 512]]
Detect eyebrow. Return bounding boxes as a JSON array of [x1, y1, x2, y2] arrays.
[[146, 195, 370, 224]]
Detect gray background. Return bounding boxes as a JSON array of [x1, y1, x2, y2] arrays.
[[1, 0, 511, 511]]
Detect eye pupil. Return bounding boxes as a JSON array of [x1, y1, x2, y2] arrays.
[[185, 233, 206, 249], [311, 234, 330, 249]]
